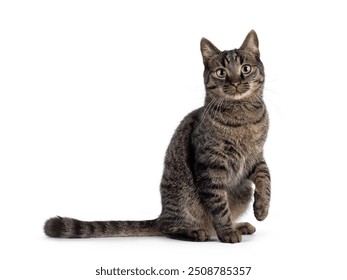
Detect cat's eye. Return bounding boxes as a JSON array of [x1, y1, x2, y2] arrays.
[[216, 68, 226, 78], [241, 64, 252, 75]]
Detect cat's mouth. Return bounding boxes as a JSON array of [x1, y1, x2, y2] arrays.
[[223, 84, 250, 96], [220, 85, 254, 101]]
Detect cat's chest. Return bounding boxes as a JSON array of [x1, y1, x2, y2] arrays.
[[193, 109, 268, 163], [221, 124, 265, 158], [193, 123, 266, 169]]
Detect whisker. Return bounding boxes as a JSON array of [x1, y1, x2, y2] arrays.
[[197, 99, 217, 128], [264, 86, 282, 96], [263, 93, 285, 119], [217, 98, 224, 115]]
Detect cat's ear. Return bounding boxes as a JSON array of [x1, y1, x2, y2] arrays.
[[200, 38, 221, 64], [240, 30, 260, 56]]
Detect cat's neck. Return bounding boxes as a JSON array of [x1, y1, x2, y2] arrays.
[[203, 94, 266, 127]]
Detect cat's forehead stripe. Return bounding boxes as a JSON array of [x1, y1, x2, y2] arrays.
[[222, 50, 244, 66]]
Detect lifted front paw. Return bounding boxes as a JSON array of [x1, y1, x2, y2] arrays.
[[253, 199, 269, 221], [217, 229, 242, 243]]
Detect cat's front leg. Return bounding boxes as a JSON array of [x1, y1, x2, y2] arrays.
[[195, 161, 242, 243], [249, 159, 271, 221]]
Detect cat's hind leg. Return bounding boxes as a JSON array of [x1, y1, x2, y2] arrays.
[[235, 222, 256, 235], [162, 227, 210, 242], [158, 215, 211, 242]]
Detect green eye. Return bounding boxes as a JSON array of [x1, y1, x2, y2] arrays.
[[241, 64, 252, 75], [216, 68, 226, 78]]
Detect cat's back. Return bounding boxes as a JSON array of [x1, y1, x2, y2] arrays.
[[160, 107, 203, 195], [164, 107, 203, 161]]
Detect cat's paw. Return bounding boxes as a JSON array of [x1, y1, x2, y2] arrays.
[[163, 228, 210, 242], [253, 198, 269, 221], [217, 229, 242, 243], [188, 229, 210, 241], [236, 222, 256, 235]]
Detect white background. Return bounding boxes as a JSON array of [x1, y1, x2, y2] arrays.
[[1, 0, 346, 279]]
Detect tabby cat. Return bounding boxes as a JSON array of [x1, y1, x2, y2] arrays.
[[44, 30, 271, 243]]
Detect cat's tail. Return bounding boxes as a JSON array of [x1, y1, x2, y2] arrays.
[[44, 216, 162, 238]]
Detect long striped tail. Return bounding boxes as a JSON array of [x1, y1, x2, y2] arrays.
[[44, 216, 162, 238]]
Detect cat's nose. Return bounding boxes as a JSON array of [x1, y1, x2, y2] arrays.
[[232, 82, 240, 88]]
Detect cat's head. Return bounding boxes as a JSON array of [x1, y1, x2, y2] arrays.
[[201, 30, 264, 102]]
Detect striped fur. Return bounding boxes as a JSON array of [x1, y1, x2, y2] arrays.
[[44, 30, 271, 243], [44, 217, 161, 238]]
